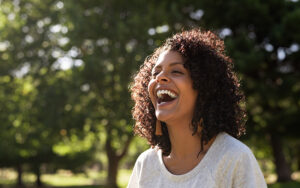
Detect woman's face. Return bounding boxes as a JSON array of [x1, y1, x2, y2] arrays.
[[148, 50, 198, 124]]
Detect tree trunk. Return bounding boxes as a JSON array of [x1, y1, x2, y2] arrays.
[[298, 144, 300, 171], [105, 134, 133, 188], [35, 165, 43, 187], [107, 155, 119, 188], [270, 132, 292, 182], [16, 164, 24, 187]]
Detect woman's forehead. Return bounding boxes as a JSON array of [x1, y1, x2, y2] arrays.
[[154, 50, 184, 68]]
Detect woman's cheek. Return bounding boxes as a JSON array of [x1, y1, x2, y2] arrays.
[[147, 79, 156, 106]]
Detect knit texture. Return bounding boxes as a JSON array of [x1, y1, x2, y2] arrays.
[[127, 132, 267, 188]]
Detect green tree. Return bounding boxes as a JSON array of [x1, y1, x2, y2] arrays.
[[0, 1, 96, 186], [196, 0, 300, 181], [61, 0, 194, 186], [1, 0, 299, 186]]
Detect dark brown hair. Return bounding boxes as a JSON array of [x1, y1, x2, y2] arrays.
[[131, 29, 246, 156]]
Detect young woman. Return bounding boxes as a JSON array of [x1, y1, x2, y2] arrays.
[[128, 29, 267, 188]]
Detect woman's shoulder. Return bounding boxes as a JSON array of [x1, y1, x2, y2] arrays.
[[210, 132, 262, 176], [132, 146, 162, 175], [215, 132, 255, 157], [211, 133, 267, 187], [135, 146, 160, 164]]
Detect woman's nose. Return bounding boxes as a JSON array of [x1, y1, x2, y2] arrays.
[[156, 72, 169, 83]]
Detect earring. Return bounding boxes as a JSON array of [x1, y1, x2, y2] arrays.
[[197, 118, 203, 134], [155, 120, 163, 136]]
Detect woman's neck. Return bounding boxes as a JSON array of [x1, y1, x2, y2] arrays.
[[165, 119, 202, 160], [165, 118, 217, 159], [162, 119, 217, 175]]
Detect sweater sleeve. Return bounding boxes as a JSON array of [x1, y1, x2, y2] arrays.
[[127, 160, 140, 188], [232, 149, 267, 188]]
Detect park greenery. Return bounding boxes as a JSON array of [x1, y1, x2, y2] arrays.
[[0, 0, 300, 187]]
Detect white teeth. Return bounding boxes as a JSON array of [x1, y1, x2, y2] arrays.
[[157, 90, 177, 99]]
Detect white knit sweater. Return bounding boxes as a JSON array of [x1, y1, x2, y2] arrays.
[[127, 132, 267, 188]]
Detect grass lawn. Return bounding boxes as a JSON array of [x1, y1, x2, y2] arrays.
[[0, 168, 131, 188], [268, 181, 300, 188], [0, 168, 299, 188]]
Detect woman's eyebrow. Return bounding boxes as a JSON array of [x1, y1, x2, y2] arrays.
[[154, 62, 184, 69], [169, 62, 184, 66]]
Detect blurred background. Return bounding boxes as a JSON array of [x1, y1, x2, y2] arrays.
[[0, 0, 300, 188]]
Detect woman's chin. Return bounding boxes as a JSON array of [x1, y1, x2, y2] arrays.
[[155, 111, 173, 122]]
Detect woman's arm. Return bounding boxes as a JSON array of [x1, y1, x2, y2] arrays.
[[127, 160, 140, 188], [232, 150, 267, 188]]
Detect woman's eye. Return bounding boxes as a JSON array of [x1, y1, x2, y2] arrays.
[[172, 70, 183, 74]]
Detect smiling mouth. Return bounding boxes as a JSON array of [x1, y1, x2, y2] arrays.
[[158, 94, 176, 104], [156, 90, 178, 104]]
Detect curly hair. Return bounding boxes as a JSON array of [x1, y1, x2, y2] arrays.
[[131, 28, 246, 156]]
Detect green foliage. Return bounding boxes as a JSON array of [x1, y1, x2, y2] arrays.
[[1, 0, 300, 186], [0, 0, 96, 176], [197, 0, 300, 140]]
